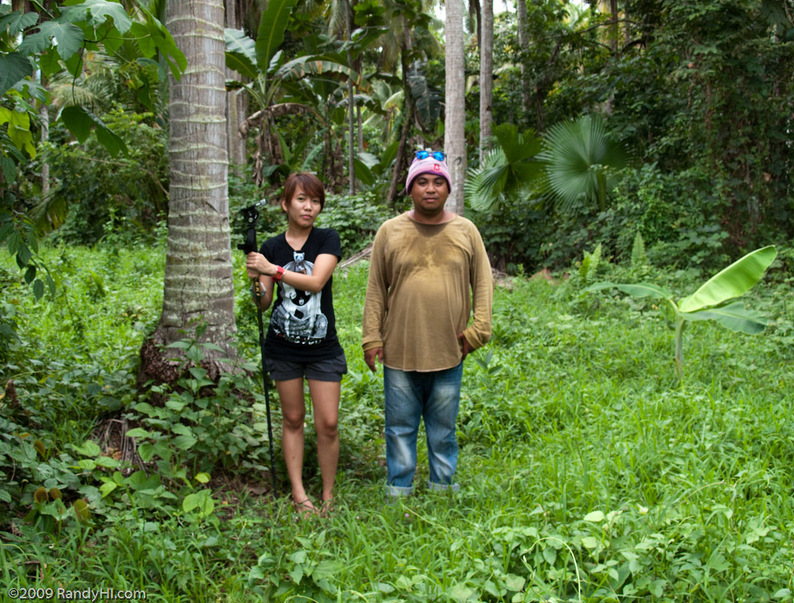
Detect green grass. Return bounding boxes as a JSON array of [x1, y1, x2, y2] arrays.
[[2, 243, 794, 601]]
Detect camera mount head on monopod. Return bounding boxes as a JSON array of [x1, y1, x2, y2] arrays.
[[237, 200, 267, 255]]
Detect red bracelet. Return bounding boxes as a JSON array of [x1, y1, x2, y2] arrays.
[[273, 266, 285, 281]]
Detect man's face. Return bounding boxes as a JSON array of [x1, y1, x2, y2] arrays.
[[410, 174, 449, 218]]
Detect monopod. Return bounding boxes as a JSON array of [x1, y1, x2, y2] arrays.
[[238, 200, 278, 496]]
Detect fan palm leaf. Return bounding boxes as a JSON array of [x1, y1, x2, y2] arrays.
[[539, 114, 627, 213], [465, 124, 543, 212]]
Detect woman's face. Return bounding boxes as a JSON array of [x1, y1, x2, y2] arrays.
[[282, 185, 322, 227]]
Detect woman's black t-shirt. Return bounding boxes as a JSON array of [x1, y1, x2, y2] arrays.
[[260, 228, 343, 362]]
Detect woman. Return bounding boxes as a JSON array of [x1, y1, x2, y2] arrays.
[[246, 173, 346, 517]]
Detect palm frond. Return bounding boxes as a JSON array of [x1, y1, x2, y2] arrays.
[[539, 114, 627, 213]]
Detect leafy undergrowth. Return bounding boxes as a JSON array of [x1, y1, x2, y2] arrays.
[[2, 244, 793, 602]]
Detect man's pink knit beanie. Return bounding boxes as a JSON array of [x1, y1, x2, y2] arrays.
[[404, 153, 451, 194]]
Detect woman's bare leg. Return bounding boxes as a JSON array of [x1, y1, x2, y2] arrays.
[[308, 379, 340, 503], [276, 378, 316, 511]]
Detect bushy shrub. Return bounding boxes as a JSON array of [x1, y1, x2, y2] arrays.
[[45, 108, 168, 246], [469, 200, 545, 275], [317, 191, 396, 256], [610, 164, 732, 270]]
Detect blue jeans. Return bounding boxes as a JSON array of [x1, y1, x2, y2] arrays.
[[384, 363, 463, 497]]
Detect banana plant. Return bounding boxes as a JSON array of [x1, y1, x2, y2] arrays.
[[585, 245, 777, 381], [224, 0, 366, 184]]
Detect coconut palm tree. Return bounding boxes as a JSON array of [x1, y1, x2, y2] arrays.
[[479, 0, 494, 164], [445, 0, 466, 214], [148, 0, 236, 375]]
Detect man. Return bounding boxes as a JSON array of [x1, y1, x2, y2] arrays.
[[362, 150, 494, 498]]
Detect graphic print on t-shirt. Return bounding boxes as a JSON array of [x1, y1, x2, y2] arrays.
[[271, 251, 329, 345]]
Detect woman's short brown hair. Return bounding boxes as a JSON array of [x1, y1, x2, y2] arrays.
[[282, 172, 326, 211]]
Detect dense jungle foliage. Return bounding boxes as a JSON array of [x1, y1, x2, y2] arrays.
[[3, 0, 793, 275], [2, 0, 794, 600], [2, 241, 794, 600]]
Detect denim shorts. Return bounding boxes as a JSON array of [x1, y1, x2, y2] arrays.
[[266, 352, 347, 382]]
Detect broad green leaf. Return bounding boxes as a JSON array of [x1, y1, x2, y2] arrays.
[[584, 281, 673, 300], [94, 117, 128, 157], [225, 28, 258, 79], [183, 489, 215, 516], [99, 481, 118, 497], [353, 157, 375, 186], [0, 10, 39, 37], [72, 440, 101, 457], [682, 301, 768, 334], [581, 536, 599, 549], [0, 53, 34, 95], [32, 279, 45, 299], [94, 455, 120, 468], [129, 12, 186, 79], [66, 108, 127, 157], [131, 402, 156, 416], [255, 0, 298, 70], [171, 424, 192, 437], [504, 574, 526, 592], [1, 157, 18, 184], [173, 435, 198, 451], [61, 106, 94, 143], [584, 510, 606, 522], [275, 56, 362, 88], [126, 471, 161, 491], [62, 0, 132, 34], [21, 21, 85, 61], [678, 246, 777, 313]]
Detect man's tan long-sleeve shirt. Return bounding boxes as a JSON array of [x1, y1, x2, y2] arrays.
[[362, 213, 494, 372]]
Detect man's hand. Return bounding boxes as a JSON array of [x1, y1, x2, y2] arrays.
[[457, 333, 474, 360], [365, 347, 384, 372]]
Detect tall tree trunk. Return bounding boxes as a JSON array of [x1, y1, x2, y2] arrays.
[[610, 0, 619, 53], [516, 0, 531, 117], [348, 78, 356, 195], [479, 0, 493, 164], [146, 0, 236, 380], [357, 105, 363, 151], [347, 0, 356, 195], [39, 97, 49, 200], [445, 0, 467, 215], [226, 0, 247, 175], [387, 30, 415, 207]]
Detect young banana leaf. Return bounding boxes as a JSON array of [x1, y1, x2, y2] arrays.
[[585, 245, 777, 381], [678, 245, 777, 313]]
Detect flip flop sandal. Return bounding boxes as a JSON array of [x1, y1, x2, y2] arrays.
[[320, 498, 334, 517], [291, 497, 318, 518]]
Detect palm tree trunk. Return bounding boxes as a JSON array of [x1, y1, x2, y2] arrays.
[[347, 0, 356, 195], [516, 0, 531, 117], [226, 0, 247, 175], [479, 0, 493, 164], [40, 100, 49, 200], [610, 0, 619, 53], [147, 0, 236, 380], [387, 17, 415, 207], [445, 0, 467, 215], [348, 78, 356, 195]]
